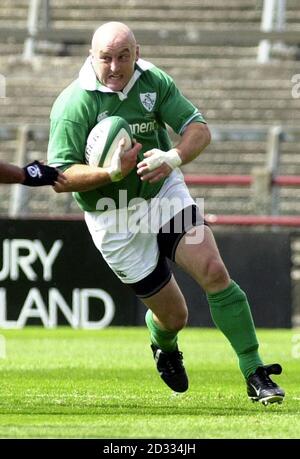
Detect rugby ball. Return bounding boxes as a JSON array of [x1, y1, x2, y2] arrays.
[[85, 116, 133, 167]]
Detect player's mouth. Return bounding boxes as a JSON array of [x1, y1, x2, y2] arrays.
[[107, 74, 125, 91], [109, 74, 122, 80]]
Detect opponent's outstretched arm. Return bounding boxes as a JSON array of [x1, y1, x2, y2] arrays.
[[0, 160, 66, 186]]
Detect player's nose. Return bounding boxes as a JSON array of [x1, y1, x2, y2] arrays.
[[110, 58, 120, 72]]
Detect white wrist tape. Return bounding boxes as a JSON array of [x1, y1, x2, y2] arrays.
[[106, 166, 123, 182], [105, 146, 123, 182], [145, 148, 182, 172]]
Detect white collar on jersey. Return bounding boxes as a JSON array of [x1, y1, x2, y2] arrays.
[[79, 56, 154, 101]]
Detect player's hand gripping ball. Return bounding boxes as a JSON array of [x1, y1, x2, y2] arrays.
[[85, 116, 133, 181]]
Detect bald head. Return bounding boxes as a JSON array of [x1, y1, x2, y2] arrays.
[[91, 22, 137, 54], [90, 22, 140, 91]]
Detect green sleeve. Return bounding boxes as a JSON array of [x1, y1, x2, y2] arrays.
[[47, 80, 98, 168], [47, 118, 89, 167]]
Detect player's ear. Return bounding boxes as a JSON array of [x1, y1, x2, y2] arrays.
[[89, 48, 93, 58], [135, 45, 140, 61]]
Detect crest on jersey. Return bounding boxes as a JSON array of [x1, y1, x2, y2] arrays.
[[140, 92, 157, 112], [97, 111, 109, 122]]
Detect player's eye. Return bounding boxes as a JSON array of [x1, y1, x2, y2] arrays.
[[100, 56, 112, 63], [119, 54, 130, 62]]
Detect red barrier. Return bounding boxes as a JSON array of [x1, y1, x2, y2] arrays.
[[184, 174, 300, 187], [205, 214, 300, 226], [184, 174, 251, 186], [273, 176, 300, 186], [8, 212, 300, 227]]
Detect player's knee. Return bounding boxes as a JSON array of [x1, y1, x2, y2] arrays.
[[202, 258, 229, 290], [165, 309, 188, 332]]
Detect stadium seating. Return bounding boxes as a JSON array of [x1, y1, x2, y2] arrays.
[[0, 0, 300, 218]]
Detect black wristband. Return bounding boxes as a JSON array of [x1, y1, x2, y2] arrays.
[[23, 161, 59, 187]]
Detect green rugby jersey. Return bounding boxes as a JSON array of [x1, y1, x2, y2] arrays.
[[48, 57, 206, 212]]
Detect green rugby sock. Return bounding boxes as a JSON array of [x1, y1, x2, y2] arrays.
[[207, 280, 263, 379], [145, 309, 178, 352]]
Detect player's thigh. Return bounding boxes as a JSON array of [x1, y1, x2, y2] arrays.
[[174, 224, 230, 290], [141, 274, 188, 327]]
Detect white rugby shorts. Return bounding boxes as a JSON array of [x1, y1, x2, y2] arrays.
[[85, 169, 196, 284]]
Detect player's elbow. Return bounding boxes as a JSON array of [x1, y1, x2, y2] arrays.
[[201, 123, 211, 148]]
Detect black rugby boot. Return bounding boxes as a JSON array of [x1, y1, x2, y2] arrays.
[[151, 344, 189, 393], [246, 364, 285, 405]]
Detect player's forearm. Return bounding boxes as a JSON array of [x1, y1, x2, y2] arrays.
[[0, 162, 25, 183], [174, 122, 211, 165], [54, 164, 111, 192]]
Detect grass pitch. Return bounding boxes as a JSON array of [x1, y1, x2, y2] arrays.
[[0, 327, 299, 439]]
